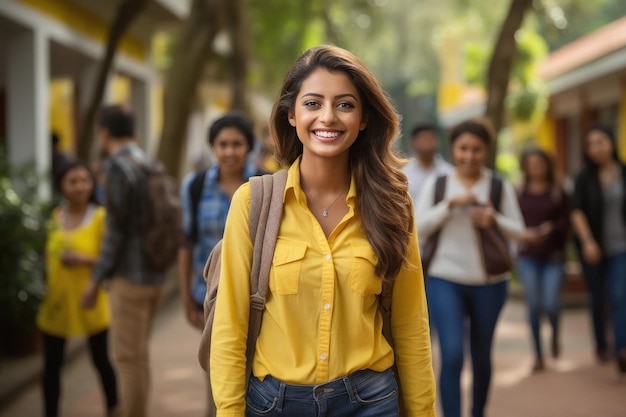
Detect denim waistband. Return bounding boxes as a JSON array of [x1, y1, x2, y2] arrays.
[[252, 368, 393, 401]]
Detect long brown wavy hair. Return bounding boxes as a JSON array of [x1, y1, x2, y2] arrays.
[[270, 45, 413, 280]]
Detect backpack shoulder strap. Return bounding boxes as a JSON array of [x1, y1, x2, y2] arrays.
[[489, 174, 504, 213], [244, 169, 288, 378], [189, 169, 209, 244], [434, 175, 447, 204]]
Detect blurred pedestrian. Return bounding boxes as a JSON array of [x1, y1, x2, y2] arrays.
[[51, 132, 71, 178], [516, 147, 570, 372], [82, 105, 166, 417], [210, 45, 436, 416], [571, 124, 626, 373], [178, 111, 260, 417], [403, 122, 452, 205], [37, 159, 118, 417], [415, 119, 525, 417]]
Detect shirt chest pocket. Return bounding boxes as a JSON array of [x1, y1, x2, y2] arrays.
[[349, 243, 381, 295], [270, 238, 307, 295]]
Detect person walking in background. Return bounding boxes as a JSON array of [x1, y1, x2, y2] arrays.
[[571, 124, 626, 373], [415, 119, 525, 417], [37, 160, 118, 417], [178, 112, 260, 417], [210, 45, 436, 416], [82, 105, 167, 417], [516, 147, 570, 373], [403, 122, 452, 205]]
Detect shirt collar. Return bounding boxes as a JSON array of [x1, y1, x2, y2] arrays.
[[284, 156, 357, 209]]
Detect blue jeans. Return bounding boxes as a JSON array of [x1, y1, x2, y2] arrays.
[[606, 252, 626, 352], [579, 255, 610, 353], [426, 277, 507, 417], [516, 257, 565, 359], [245, 368, 398, 417]]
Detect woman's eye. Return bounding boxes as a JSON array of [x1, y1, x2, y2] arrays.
[[304, 101, 320, 107], [337, 102, 355, 109]]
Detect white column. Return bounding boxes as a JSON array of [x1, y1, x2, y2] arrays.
[[7, 28, 50, 199], [131, 76, 153, 155]]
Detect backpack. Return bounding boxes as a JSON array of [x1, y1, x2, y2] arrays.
[[117, 154, 182, 272], [198, 170, 288, 379]]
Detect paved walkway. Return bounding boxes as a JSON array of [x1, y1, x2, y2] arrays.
[[0, 295, 624, 417]]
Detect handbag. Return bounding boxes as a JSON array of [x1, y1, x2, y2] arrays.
[[420, 173, 512, 277], [476, 213, 513, 276]]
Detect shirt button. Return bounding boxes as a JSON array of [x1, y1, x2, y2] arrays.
[[325, 254, 331, 261], [324, 303, 331, 310], [320, 354, 327, 360]]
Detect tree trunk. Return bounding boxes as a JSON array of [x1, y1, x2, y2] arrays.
[[484, 0, 533, 166], [76, 0, 150, 161], [156, 0, 226, 177], [228, 0, 250, 113]]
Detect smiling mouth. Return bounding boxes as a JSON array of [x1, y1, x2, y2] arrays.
[[314, 130, 342, 139]]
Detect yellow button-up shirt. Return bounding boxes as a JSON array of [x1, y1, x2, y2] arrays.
[[210, 159, 436, 417]]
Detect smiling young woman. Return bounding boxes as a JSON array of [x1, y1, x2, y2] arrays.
[[209, 45, 436, 417]]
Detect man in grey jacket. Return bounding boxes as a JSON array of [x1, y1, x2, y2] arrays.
[[82, 105, 166, 417]]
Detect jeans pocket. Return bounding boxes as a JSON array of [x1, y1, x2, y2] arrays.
[[353, 371, 398, 405], [246, 378, 278, 415]]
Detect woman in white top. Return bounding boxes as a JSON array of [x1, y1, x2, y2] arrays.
[[415, 119, 524, 417]]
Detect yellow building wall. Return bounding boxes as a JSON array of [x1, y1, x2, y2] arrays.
[[49, 79, 74, 153], [18, 0, 147, 61], [535, 115, 557, 155]]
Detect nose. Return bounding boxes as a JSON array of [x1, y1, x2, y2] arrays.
[[319, 105, 336, 124]]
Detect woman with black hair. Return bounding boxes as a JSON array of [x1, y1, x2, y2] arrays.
[[571, 125, 626, 373], [37, 160, 118, 417], [516, 148, 570, 372]]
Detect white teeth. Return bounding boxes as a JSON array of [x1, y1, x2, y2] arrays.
[[315, 131, 341, 138]]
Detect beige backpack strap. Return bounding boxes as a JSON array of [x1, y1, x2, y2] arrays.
[[245, 169, 288, 379]]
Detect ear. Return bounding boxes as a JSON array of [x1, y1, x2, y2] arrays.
[[287, 110, 296, 127], [359, 114, 368, 131]]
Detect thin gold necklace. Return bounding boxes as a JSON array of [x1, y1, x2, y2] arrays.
[[322, 184, 349, 217]]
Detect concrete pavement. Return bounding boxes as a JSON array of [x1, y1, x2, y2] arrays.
[[1, 295, 624, 417]]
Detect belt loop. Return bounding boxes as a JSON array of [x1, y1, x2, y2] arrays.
[[342, 376, 356, 404], [276, 381, 286, 412]]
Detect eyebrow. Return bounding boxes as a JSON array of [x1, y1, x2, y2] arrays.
[[301, 92, 359, 101]]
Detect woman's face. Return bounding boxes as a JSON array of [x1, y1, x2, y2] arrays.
[[451, 132, 488, 178], [212, 126, 250, 175], [288, 68, 367, 163], [585, 130, 614, 166], [524, 154, 548, 182], [60, 166, 93, 204]]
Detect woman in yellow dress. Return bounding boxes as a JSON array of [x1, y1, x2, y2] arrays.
[[37, 159, 118, 417]]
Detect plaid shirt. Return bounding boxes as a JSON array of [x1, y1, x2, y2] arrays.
[[91, 143, 166, 286]]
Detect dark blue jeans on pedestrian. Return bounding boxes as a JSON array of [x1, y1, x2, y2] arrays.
[[245, 368, 398, 417], [516, 257, 565, 359], [580, 251, 626, 356], [426, 277, 507, 417]]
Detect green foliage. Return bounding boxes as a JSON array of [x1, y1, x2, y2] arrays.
[[0, 146, 49, 335]]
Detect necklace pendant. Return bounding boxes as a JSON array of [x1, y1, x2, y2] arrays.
[[322, 208, 328, 217]]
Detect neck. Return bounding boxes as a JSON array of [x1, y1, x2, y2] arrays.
[[598, 160, 616, 171], [218, 167, 245, 183], [417, 155, 435, 169], [299, 154, 350, 194], [106, 138, 134, 155], [65, 200, 89, 213], [526, 179, 549, 192]]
